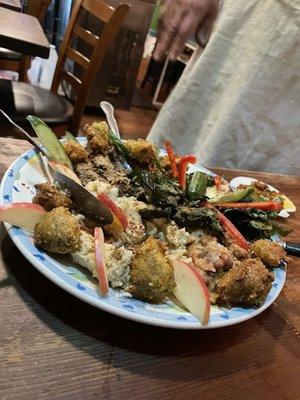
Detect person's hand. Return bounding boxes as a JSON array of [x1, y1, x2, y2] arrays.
[[153, 0, 219, 62]]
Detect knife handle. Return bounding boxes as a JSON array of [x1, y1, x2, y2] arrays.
[[285, 242, 300, 257]]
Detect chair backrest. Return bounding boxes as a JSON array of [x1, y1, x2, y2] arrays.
[[26, 0, 52, 22], [51, 0, 130, 134]]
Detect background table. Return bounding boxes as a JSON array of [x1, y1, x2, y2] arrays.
[[0, 7, 49, 58], [0, 138, 299, 400], [0, 0, 21, 12]]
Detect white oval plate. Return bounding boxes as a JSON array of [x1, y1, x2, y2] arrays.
[[0, 139, 286, 329], [230, 176, 295, 218]]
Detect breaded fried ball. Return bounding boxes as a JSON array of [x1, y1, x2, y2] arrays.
[[229, 243, 250, 260], [84, 121, 110, 153], [250, 239, 286, 268], [34, 207, 81, 254], [33, 182, 72, 211], [64, 140, 88, 163], [125, 139, 156, 164], [129, 237, 175, 303], [216, 258, 274, 308]]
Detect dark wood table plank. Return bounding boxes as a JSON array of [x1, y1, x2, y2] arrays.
[[0, 138, 299, 400], [0, 7, 49, 58], [0, 0, 21, 12]]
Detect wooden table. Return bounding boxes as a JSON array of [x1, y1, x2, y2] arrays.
[[0, 7, 49, 58], [0, 0, 21, 12], [0, 138, 299, 400]]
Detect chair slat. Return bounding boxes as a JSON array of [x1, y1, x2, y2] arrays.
[[60, 70, 82, 92], [82, 0, 114, 23], [73, 24, 98, 47], [51, 0, 130, 134], [66, 47, 90, 70]]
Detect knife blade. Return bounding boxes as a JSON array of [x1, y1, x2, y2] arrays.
[[53, 171, 113, 225]]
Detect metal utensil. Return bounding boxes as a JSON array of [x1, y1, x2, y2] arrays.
[[100, 101, 121, 139], [282, 241, 300, 257], [274, 234, 300, 257], [0, 109, 54, 182], [0, 109, 48, 157], [54, 171, 113, 225]]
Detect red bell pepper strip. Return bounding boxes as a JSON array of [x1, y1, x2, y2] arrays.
[[165, 141, 178, 178], [214, 201, 283, 211], [178, 155, 197, 190], [207, 205, 249, 250], [214, 176, 222, 190]]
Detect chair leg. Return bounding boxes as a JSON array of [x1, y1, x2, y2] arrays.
[[52, 122, 70, 138], [19, 56, 31, 82]]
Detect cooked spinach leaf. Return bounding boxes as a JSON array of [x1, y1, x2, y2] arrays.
[[222, 208, 291, 239], [130, 169, 182, 208], [140, 207, 172, 220], [174, 207, 224, 237]]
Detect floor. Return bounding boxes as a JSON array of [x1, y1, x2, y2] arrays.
[[81, 106, 157, 140], [0, 106, 157, 140]]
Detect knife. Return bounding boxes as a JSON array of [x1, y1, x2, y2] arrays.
[[0, 109, 48, 157], [282, 241, 300, 257], [53, 171, 113, 225]]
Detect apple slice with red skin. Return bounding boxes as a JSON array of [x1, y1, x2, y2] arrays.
[[172, 260, 211, 325], [48, 160, 82, 185], [94, 227, 109, 296], [97, 193, 128, 230], [0, 203, 46, 233]]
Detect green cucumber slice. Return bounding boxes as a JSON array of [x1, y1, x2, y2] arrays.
[[208, 188, 253, 203], [27, 115, 73, 170], [187, 171, 208, 200], [64, 131, 79, 143]]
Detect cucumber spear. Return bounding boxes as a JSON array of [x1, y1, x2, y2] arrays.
[[27, 116, 73, 170]]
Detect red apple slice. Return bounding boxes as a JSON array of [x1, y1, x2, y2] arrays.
[[0, 203, 46, 233], [48, 160, 82, 185], [97, 193, 128, 230], [94, 227, 109, 296], [172, 260, 210, 325]]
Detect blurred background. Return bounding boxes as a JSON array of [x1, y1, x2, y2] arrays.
[[0, 0, 201, 138]]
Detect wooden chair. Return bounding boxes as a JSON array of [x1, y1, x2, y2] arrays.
[[26, 0, 52, 22], [0, 0, 51, 82], [0, 0, 130, 135]]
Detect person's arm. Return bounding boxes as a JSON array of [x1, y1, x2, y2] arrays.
[[153, 0, 219, 62]]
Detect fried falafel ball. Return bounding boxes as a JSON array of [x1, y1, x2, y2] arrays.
[[216, 258, 274, 308], [84, 121, 110, 153], [229, 243, 250, 260], [33, 182, 73, 211], [34, 207, 81, 254], [250, 239, 287, 268], [125, 139, 156, 164], [160, 154, 181, 176], [129, 236, 175, 303], [63, 140, 88, 164]]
